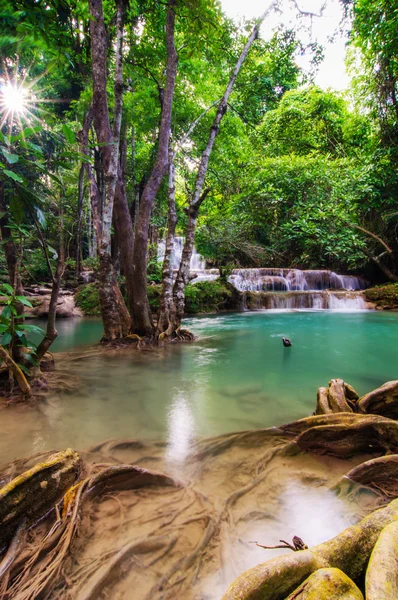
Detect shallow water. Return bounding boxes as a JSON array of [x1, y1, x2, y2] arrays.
[[1, 310, 394, 599], [3, 309, 397, 462]]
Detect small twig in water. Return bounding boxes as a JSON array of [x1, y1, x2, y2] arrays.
[[249, 535, 308, 552]]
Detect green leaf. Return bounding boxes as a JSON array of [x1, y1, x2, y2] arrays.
[[17, 363, 31, 375], [2, 332, 12, 345], [3, 169, 23, 183], [1, 284, 13, 294], [15, 296, 33, 307], [62, 123, 76, 144], [0, 324, 9, 333], [1, 149, 19, 164], [22, 324, 44, 334]]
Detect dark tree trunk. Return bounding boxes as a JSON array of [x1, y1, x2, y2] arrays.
[[130, 1, 178, 337]]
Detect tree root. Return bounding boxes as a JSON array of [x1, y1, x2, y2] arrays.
[[223, 498, 398, 600]]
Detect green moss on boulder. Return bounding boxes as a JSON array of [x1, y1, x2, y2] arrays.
[[364, 283, 398, 310], [74, 283, 101, 316], [184, 281, 233, 314]]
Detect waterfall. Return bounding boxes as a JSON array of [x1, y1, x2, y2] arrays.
[[157, 239, 369, 310], [244, 291, 367, 311], [157, 236, 206, 271], [228, 268, 365, 292]]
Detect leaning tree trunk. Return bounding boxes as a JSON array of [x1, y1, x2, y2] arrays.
[[170, 5, 275, 331], [88, 0, 131, 340], [130, 1, 178, 338]]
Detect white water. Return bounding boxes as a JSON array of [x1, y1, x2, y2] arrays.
[[250, 290, 367, 311], [228, 268, 365, 292], [157, 236, 206, 271], [157, 239, 368, 310]]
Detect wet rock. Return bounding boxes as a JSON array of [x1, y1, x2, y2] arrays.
[[366, 520, 398, 600], [286, 567, 364, 599], [314, 380, 354, 415], [26, 293, 83, 318], [358, 380, 398, 419]]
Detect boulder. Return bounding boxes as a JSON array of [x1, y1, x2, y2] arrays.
[[27, 293, 83, 318]]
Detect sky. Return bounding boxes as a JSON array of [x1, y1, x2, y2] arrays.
[[220, 0, 351, 91]]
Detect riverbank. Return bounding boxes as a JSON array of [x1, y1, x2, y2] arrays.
[[364, 283, 398, 310]]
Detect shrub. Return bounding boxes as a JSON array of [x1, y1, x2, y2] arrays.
[[184, 281, 232, 314], [74, 283, 101, 316], [364, 283, 398, 310]]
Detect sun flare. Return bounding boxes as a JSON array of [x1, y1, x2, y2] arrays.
[[1, 83, 26, 114]]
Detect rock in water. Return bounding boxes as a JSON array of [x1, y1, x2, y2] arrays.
[[282, 337, 292, 347]]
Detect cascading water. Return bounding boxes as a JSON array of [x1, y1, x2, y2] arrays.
[[157, 236, 206, 271], [157, 238, 369, 310]]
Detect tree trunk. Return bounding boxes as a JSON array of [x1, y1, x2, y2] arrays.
[[157, 153, 177, 338], [75, 164, 85, 278], [171, 7, 273, 330], [130, 1, 178, 337], [88, 0, 131, 340], [34, 245, 65, 366], [113, 131, 136, 318]]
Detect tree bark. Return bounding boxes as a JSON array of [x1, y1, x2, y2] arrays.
[[75, 164, 85, 278], [130, 1, 178, 337], [157, 151, 177, 338], [171, 5, 275, 329], [113, 130, 136, 318], [34, 245, 65, 366], [88, 0, 131, 340]]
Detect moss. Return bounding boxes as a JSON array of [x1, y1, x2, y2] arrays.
[[147, 284, 162, 313], [286, 568, 364, 599], [366, 520, 398, 599], [364, 283, 398, 310], [75, 281, 235, 318], [74, 283, 101, 316], [184, 281, 233, 314]]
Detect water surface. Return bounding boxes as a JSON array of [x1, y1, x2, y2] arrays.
[[3, 310, 398, 461]]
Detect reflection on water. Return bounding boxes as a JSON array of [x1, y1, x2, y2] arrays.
[[165, 392, 196, 470], [2, 310, 398, 462]]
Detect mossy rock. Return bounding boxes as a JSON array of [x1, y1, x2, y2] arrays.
[[286, 568, 364, 599], [364, 283, 398, 310], [366, 520, 398, 599], [74, 283, 101, 316], [184, 281, 233, 314]]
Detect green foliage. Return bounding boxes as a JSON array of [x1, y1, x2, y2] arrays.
[[0, 284, 43, 371], [74, 284, 100, 316], [147, 253, 163, 284], [147, 284, 161, 313], [364, 283, 398, 310], [184, 281, 232, 314]]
